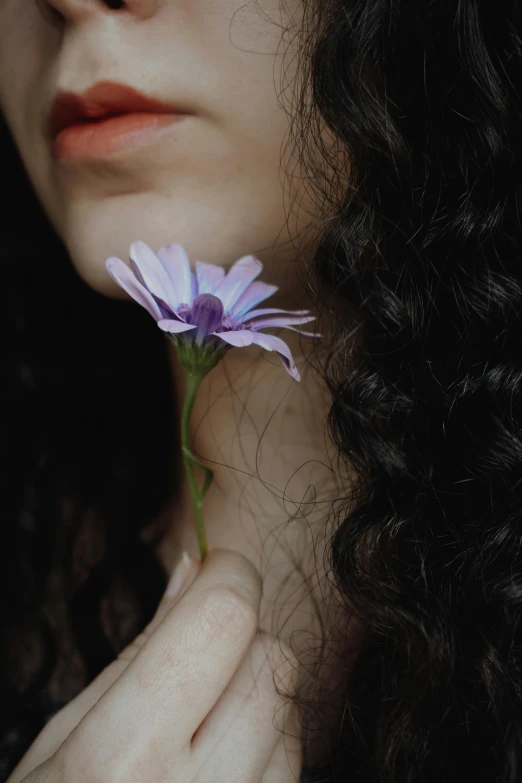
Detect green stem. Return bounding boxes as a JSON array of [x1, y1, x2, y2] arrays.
[[180, 372, 213, 561]]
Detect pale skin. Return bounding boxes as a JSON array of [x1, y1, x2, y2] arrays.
[[0, 0, 344, 779]]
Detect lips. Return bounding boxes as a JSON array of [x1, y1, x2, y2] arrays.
[[49, 80, 188, 160], [50, 80, 184, 136]]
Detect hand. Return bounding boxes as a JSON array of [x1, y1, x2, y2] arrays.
[[7, 549, 302, 782]]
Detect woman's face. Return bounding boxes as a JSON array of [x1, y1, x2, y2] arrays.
[[0, 0, 314, 296]]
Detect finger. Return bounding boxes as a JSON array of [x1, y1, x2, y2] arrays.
[[191, 633, 300, 783], [115, 553, 201, 664], [59, 549, 262, 774], [5, 554, 201, 783]]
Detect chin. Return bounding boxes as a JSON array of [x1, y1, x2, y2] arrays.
[[79, 260, 129, 300], [62, 237, 127, 299], [61, 225, 248, 301], [57, 198, 283, 301]]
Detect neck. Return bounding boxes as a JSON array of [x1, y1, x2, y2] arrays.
[[154, 329, 352, 767], [155, 330, 336, 640]]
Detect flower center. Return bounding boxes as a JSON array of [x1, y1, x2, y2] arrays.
[[189, 293, 224, 335]]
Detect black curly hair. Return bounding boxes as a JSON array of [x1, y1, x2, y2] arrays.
[[2, 0, 522, 781]]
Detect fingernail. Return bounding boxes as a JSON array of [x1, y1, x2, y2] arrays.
[[166, 551, 194, 598]]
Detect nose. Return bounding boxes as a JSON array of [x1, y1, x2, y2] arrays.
[[45, 0, 158, 22]]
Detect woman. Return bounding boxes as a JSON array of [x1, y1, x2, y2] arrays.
[[1, 0, 521, 780]]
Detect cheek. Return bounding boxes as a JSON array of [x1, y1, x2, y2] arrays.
[[0, 3, 57, 123], [227, 0, 304, 53]]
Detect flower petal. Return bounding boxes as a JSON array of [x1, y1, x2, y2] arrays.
[[157, 319, 198, 333], [129, 241, 179, 307], [214, 255, 263, 312], [196, 261, 226, 296], [156, 243, 193, 306], [250, 315, 316, 331], [251, 332, 301, 382], [213, 330, 255, 347], [230, 282, 279, 319], [283, 326, 321, 338], [106, 257, 162, 321], [191, 271, 198, 302], [151, 293, 183, 321], [243, 308, 311, 322]]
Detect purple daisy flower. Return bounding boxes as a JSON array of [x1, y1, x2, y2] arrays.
[[105, 240, 319, 382]]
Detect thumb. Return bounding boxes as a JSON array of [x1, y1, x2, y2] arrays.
[[6, 552, 201, 783], [74, 551, 200, 697], [117, 551, 201, 664]]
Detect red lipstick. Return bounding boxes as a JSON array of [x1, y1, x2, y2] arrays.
[[50, 81, 186, 161]]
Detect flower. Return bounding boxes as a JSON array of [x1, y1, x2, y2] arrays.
[[105, 240, 321, 561], [106, 240, 319, 381]]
